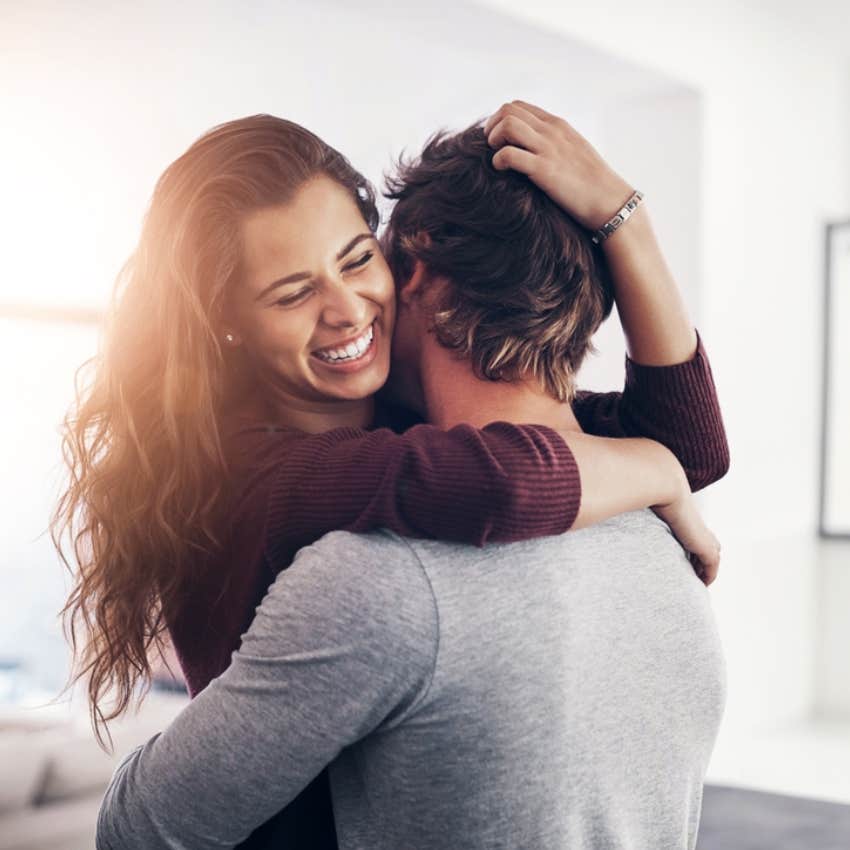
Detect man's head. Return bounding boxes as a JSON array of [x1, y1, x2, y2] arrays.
[[383, 124, 614, 403]]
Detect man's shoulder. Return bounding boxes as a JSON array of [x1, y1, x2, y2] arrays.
[[287, 530, 438, 637], [578, 508, 682, 549], [302, 528, 425, 570]]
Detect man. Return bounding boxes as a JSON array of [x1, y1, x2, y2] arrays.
[[97, 102, 727, 850]]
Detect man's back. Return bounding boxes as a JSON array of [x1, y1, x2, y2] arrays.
[[95, 511, 725, 850], [329, 511, 725, 850]]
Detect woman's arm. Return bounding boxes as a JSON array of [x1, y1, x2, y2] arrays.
[[572, 331, 728, 492], [596, 201, 696, 365], [172, 420, 702, 696], [484, 100, 730, 491], [255, 421, 686, 565]]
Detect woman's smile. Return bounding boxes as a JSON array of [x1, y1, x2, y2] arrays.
[[312, 319, 377, 370]]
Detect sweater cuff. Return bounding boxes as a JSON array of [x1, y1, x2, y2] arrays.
[[624, 329, 712, 401], [622, 329, 729, 491]]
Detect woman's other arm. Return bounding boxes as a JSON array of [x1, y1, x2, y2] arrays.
[[571, 331, 728, 492], [484, 100, 730, 492], [259, 422, 689, 558], [176, 420, 711, 695]]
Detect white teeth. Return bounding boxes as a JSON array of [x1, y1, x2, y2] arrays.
[[315, 323, 375, 363]]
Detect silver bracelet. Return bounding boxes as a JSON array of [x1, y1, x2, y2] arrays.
[[591, 190, 645, 245]]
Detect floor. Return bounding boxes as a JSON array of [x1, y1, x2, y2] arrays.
[[698, 785, 850, 850], [705, 719, 850, 804]]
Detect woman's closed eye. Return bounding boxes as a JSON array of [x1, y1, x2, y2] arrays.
[[343, 250, 373, 272], [273, 252, 373, 307], [275, 287, 313, 307]]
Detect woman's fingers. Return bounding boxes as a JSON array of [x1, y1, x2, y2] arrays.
[[486, 113, 544, 154], [700, 557, 719, 586], [507, 100, 556, 124], [653, 495, 721, 587], [483, 101, 547, 138], [510, 101, 585, 145], [688, 539, 721, 586], [491, 144, 537, 176], [482, 99, 629, 229]]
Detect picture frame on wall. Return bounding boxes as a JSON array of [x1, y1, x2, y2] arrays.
[[819, 220, 850, 538]]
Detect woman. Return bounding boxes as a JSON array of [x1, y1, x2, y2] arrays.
[[54, 105, 727, 848]]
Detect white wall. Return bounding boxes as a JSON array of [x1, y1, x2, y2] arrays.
[[577, 89, 703, 391], [476, 0, 850, 732]]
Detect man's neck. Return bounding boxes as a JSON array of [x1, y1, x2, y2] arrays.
[[419, 333, 583, 433]]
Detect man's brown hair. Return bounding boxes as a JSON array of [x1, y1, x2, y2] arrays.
[[384, 125, 614, 402]]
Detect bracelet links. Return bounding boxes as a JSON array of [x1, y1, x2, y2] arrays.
[[591, 190, 645, 245]]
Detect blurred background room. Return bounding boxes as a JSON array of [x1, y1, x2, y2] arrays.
[[1, 1, 849, 848]]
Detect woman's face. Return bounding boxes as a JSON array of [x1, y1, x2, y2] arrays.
[[229, 175, 395, 413]]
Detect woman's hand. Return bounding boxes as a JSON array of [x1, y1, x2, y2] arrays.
[[483, 100, 633, 231], [486, 100, 708, 368], [652, 486, 721, 586], [560, 432, 719, 585]]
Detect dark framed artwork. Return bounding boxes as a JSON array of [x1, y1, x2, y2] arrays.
[[819, 220, 850, 538]]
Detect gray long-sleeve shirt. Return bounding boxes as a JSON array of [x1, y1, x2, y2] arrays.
[[97, 509, 726, 850]]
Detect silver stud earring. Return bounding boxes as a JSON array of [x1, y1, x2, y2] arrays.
[[224, 333, 235, 344]]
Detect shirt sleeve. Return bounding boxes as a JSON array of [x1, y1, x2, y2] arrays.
[[97, 532, 438, 850], [572, 329, 730, 492], [263, 421, 582, 567]]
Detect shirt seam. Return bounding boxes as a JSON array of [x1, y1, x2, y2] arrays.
[[381, 532, 441, 727]]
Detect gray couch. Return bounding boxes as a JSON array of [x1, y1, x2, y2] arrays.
[[0, 692, 187, 850]]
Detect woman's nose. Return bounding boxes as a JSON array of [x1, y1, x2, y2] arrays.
[[321, 280, 369, 328]]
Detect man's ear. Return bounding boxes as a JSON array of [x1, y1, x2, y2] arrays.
[[398, 259, 429, 306]]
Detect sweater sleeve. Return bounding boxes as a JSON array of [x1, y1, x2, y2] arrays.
[[572, 329, 730, 492], [263, 421, 580, 565]]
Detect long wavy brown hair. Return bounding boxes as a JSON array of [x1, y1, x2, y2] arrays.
[[51, 115, 379, 747]]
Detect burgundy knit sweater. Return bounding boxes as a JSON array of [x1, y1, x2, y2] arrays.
[[166, 331, 729, 850]]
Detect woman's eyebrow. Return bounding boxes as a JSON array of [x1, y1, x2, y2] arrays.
[[254, 233, 375, 301], [336, 232, 375, 260], [254, 270, 311, 301]]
